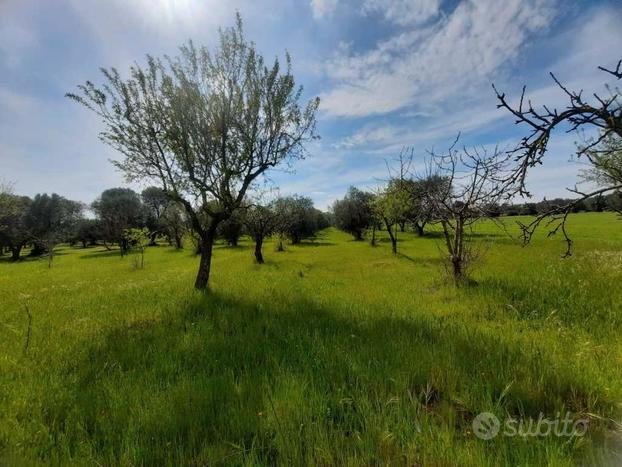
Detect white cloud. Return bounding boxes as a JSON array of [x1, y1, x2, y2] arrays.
[[310, 0, 338, 19], [320, 0, 556, 118], [361, 0, 440, 25]]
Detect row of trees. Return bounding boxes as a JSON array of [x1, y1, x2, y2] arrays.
[[327, 57, 621, 284], [0, 190, 83, 264], [0, 181, 329, 266], [331, 143, 507, 282], [215, 195, 329, 262], [64, 11, 619, 288]]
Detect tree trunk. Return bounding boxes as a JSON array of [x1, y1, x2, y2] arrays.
[[385, 220, 397, 255], [414, 222, 425, 236], [175, 234, 183, 250], [194, 228, 216, 290], [30, 242, 45, 257], [254, 237, 264, 264], [370, 224, 377, 247], [399, 221, 406, 233], [11, 245, 22, 261], [149, 231, 158, 246], [452, 256, 463, 284]]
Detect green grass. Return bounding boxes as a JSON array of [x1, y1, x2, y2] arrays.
[[1, 212, 621, 466]]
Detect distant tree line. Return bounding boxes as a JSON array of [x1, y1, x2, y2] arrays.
[[0, 183, 329, 265]]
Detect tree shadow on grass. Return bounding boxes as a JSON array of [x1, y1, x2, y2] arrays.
[[28, 292, 617, 466], [290, 241, 336, 247], [79, 249, 126, 260]]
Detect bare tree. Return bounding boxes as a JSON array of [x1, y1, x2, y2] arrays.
[[426, 138, 509, 284], [68, 15, 319, 289], [493, 59, 622, 255]]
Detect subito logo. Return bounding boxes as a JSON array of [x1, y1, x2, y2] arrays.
[[472, 412, 500, 440]]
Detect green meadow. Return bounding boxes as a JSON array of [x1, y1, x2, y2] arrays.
[[1, 212, 621, 466]]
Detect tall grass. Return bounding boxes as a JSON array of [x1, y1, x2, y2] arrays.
[[0, 212, 621, 465]]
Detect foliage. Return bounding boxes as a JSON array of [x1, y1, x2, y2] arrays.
[[216, 209, 245, 247], [0, 192, 31, 260], [372, 182, 413, 254], [332, 187, 374, 240], [72, 219, 103, 248], [243, 203, 279, 263], [274, 195, 322, 244], [67, 14, 319, 289], [122, 227, 151, 269], [92, 188, 144, 251]]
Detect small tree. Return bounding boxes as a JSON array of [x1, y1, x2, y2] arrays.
[[92, 188, 144, 252], [332, 187, 374, 240], [68, 15, 319, 290], [161, 202, 186, 249], [217, 209, 245, 247], [123, 227, 150, 269], [243, 203, 278, 263], [273, 195, 320, 245], [408, 175, 450, 236], [425, 140, 509, 284], [72, 219, 103, 248], [24, 194, 83, 267], [141, 186, 170, 245], [0, 190, 31, 261], [372, 182, 412, 255]]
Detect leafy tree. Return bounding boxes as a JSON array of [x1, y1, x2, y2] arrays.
[[161, 202, 186, 249], [92, 188, 144, 252], [216, 209, 245, 247], [0, 192, 31, 261], [68, 15, 319, 290], [24, 193, 83, 267], [372, 181, 412, 255], [274, 195, 320, 245], [141, 186, 170, 245], [332, 187, 374, 240], [73, 219, 103, 248], [407, 175, 450, 236], [243, 203, 279, 263]]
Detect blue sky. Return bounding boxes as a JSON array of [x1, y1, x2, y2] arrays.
[[0, 0, 621, 210]]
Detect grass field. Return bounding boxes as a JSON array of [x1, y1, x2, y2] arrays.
[[1, 212, 621, 466]]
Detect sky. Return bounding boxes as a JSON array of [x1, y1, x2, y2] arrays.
[[0, 0, 621, 210]]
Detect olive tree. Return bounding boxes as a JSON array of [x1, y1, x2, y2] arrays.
[[217, 209, 245, 247], [243, 203, 279, 263], [92, 188, 144, 252], [25, 193, 84, 267], [161, 202, 187, 249], [273, 195, 320, 245], [0, 191, 31, 261], [142, 186, 170, 245], [332, 186, 374, 240], [68, 15, 319, 289]]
